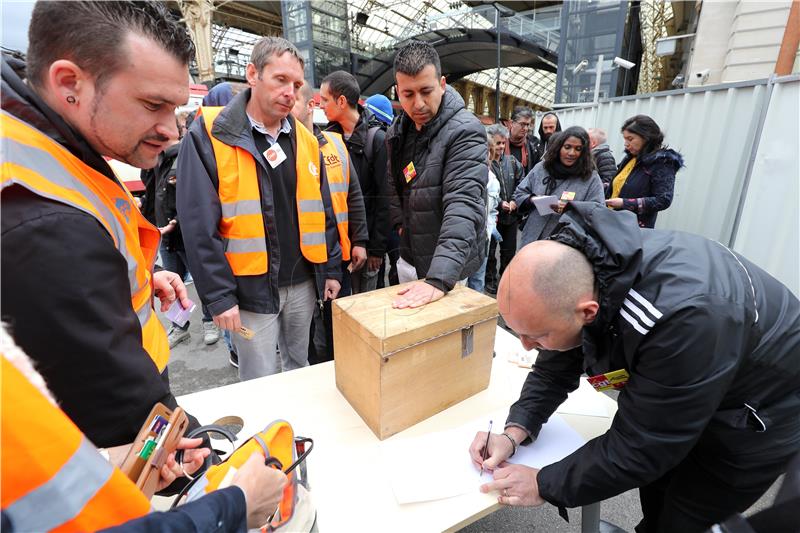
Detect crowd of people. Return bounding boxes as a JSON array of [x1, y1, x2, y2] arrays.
[[1, 2, 798, 532]]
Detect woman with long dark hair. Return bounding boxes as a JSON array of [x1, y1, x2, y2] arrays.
[[514, 126, 604, 247], [606, 115, 684, 228]]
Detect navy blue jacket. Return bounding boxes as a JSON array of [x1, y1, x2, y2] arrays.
[[607, 148, 683, 228], [99, 487, 247, 533]]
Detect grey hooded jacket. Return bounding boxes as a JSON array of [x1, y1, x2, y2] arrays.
[[386, 86, 488, 291]]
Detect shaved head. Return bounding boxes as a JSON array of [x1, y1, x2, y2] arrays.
[[498, 240, 598, 352]]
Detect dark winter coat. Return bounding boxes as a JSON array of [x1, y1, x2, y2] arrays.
[[607, 148, 684, 228], [141, 143, 183, 251], [386, 86, 488, 291], [492, 154, 524, 226], [176, 89, 342, 317], [507, 202, 800, 509], [0, 55, 184, 448], [325, 105, 389, 257], [591, 143, 617, 190]]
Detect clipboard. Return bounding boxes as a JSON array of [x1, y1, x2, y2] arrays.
[[119, 402, 189, 499]]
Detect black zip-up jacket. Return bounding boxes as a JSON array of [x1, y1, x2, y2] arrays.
[[314, 125, 369, 254], [386, 86, 488, 291], [491, 154, 524, 226], [590, 143, 617, 190], [176, 89, 342, 317], [507, 202, 800, 508], [141, 143, 183, 251], [325, 105, 389, 258], [0, 55, 184, 448]]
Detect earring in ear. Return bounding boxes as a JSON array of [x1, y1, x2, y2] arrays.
[[66, 95, 77, 104]]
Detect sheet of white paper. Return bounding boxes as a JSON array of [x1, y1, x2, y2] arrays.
[[555, 378, 611, 418], [381, 411, 585, 504], [532, 195, 558, 216]]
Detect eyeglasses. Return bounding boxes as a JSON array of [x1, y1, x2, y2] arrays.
[[513, 121, 532, 130]]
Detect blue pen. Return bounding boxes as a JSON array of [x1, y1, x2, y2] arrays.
[[479, 420, 493, 476]]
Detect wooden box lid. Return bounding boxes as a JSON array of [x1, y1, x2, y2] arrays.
[[332, 283, 499, 356]]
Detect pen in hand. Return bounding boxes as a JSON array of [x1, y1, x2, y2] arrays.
[[479, 420, 492, 476]]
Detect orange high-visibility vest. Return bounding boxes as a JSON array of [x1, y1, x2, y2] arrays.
[[199, 107, 328, 276], [0, 111, 170, 372], [319, 131, 351, 261], [1, 356, 151, 532]]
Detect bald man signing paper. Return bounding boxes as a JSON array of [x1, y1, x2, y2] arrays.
[[469, 202, 800, 532]]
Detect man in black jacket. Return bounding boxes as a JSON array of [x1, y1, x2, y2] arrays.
[[535, 111, 562, 160], [588, 127, 617, 191], [387, 41, 488, 308], [1, 1, 194, 449], [320, 70, 388, 293], [470, 203, 800, 532]]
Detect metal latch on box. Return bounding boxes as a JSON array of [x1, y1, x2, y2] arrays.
[[461, 326, 474, 358]]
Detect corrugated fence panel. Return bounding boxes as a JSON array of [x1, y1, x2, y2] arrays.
[[553, 77, 799, 295], [554, 83, 766, 243], [732, 79, 799, 295]]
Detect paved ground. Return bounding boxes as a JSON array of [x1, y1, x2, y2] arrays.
[[161, 283, 780, 532]]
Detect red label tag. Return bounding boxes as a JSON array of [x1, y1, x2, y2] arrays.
[[403, 161, 417, 183], [587, 369, 630, 391]]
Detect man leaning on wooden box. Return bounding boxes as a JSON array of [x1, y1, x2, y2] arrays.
[[386, 41, 488, 309]]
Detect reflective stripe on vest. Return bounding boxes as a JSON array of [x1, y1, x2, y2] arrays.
[[199, 107, 328, 276], [1, 356, 151, 531], [0, 110, 170, 371], [320, 131, 351, 260]]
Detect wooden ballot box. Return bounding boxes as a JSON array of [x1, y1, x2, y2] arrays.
[[333, 283, 499, 440]]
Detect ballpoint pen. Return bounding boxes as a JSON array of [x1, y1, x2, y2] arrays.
[[479, 420, 492, 476]]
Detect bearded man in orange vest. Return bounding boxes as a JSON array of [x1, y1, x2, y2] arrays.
[[1, 1, 198, 449], [177, 37, 343, 380]]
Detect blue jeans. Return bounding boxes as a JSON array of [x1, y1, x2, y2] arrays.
[[467, 256, 488, 292]]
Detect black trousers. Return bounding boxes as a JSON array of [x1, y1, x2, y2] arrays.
[[634, 420, 799, 533], [486, 221, 518, 285]]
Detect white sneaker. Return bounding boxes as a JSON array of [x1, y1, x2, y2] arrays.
[[168, 326, 190, 348], [203, 321, 220, 345]]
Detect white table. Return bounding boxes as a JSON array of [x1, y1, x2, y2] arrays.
[[176, 327, 617, 532]]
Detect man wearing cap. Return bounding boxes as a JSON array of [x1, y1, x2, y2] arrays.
[[365, 94, 394, 128]]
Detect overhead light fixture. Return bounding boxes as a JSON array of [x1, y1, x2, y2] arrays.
[[355, 11, 369, 25], [655, 33, 696, 57]]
